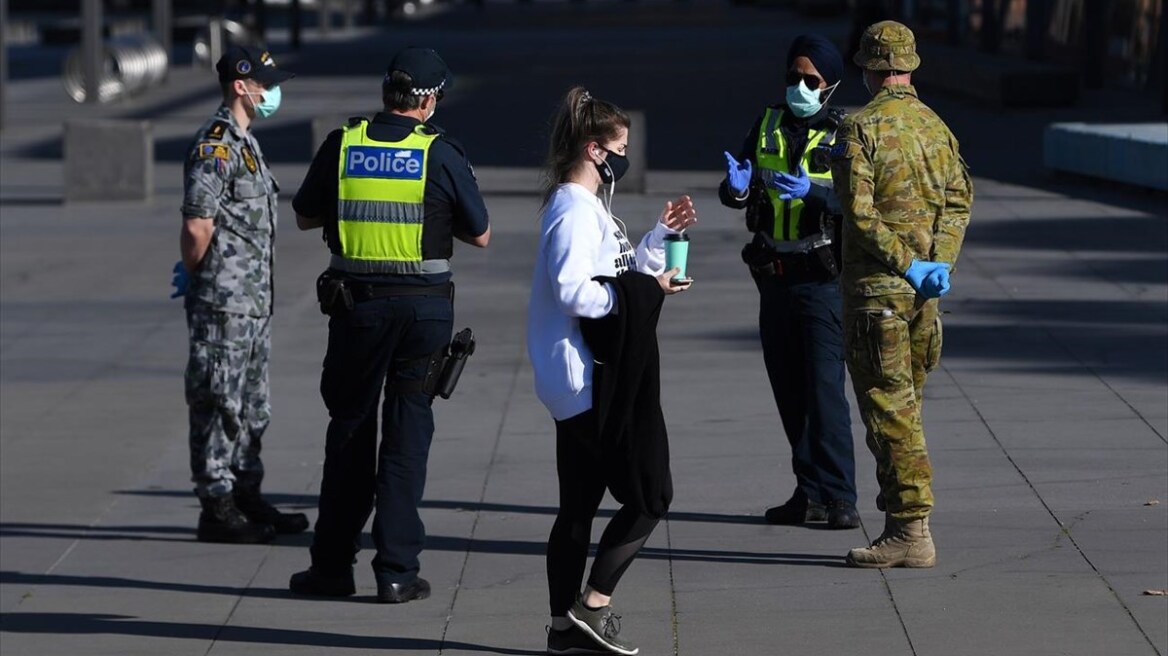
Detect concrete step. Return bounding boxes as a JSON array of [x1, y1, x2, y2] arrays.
[[1043, 122, 1168, 192]]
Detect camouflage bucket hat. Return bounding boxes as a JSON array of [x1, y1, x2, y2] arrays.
[[854, 20, 921, 72]]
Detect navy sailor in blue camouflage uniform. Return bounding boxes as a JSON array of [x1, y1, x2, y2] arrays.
[[288, 47, 490, 604], [172, 46, 309, 544]]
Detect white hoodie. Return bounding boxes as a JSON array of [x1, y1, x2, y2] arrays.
[[526, 182, 674, 420]]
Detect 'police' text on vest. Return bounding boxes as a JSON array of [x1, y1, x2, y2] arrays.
[[346, 146, 425, 180]]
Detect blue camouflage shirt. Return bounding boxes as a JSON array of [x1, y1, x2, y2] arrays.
[[181, 105, 278, 317]]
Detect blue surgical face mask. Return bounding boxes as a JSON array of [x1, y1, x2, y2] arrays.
[[785, 80, 838, 118], [247, 85, 281, 118]]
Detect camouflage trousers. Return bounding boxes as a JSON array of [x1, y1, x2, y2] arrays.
[[185, 305, 271, 498], [842, 293, 942, 520]]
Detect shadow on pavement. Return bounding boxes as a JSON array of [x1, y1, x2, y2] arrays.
[[0, 570, 290, 600], [0, 522, 195, 544], [0, 612, 544, 654], [968, 214, 1168, 257], [115, 491, 765, 525]]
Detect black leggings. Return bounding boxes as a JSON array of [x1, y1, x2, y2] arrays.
[[547, 410, 661, 616]]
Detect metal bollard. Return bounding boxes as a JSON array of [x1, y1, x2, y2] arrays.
[[63, 34, 169, 104], [193, 18, 260, 69]]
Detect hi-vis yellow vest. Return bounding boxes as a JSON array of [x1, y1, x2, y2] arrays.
[[335, 120, 449, 274], [755, 108, 834, 241]]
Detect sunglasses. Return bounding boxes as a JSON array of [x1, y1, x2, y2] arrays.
[[786, 71, 824, 89]]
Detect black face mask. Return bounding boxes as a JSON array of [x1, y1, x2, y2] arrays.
[[596, 148, 630, 184]]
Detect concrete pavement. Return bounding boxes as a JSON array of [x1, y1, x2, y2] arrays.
[[2, 3, 1166, 655]]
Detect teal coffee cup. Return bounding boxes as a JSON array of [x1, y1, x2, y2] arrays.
[[664, 232, 691, 282]]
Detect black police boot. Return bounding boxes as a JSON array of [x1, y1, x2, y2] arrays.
[[826, 500, 862, 529], [765, 488, 827, 525], [233, 487, 309, 534], [289, 567, 356, 597], [197, 495, 276, 544], [377, 577, 431, 604]]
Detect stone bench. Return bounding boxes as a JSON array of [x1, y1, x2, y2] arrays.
[[1043, 122, 1168, 192]]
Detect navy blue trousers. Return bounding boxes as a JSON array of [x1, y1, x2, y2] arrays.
[[311, 294, 453, 586], [757, 275, 857, 505]]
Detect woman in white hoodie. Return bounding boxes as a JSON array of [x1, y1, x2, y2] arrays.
[[528, 86, 696, 656]]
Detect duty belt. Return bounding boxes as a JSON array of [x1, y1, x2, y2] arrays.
[[347, 280, 454, 302], [742, 231, 839, 279]]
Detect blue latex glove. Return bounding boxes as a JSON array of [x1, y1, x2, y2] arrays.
[[170, 261, 189, 299], [904, 260, 951, 298], [772, 165, 811, 201], [723, 151, 753, 195]]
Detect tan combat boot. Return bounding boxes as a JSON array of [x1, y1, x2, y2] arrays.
[[846, 517, 935, 568]]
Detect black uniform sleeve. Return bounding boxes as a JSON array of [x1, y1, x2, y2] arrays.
[[718, 116, 763, 210], [438, 138, 489, 238], [292, 129, 343, 219]]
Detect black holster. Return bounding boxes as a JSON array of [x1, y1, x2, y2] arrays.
[[398, 328, 476, 399], [430, 328, 476, 399], [316, 271, 353, 315]]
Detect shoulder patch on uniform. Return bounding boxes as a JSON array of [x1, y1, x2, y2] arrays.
[[241, 144, 258, 174], [196, 142, 230, 161], [207, 121, 229, 140], [830, 140, 862, 160], [346, 116, 367, 127]]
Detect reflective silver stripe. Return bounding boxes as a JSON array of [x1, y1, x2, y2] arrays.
[[330, 255, 451, 274], [761, 110, 781, 153], [337, 199, 424, 224]]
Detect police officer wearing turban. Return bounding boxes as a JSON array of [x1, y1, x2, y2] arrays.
[[830, 21, 973, 568], [288, 47, 490, 602], [173, 46, 308, 544], [720, 34, 861, 531]]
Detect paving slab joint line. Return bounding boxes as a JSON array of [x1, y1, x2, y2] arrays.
[[203, 548, 272, 656], [857, 517, 919, 656], [942, 363, 1165, 656], [665, 516, 679, 656], [1052, 247, 1167, 445], [963, 218, 1166, 446], [437, 348, 524, 655]]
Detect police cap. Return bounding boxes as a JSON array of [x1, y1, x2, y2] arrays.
[[386, 47, 452, 96], [853, 20, 920, 72], [216, 46, 295, 86]]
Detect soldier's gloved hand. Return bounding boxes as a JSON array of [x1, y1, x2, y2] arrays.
[[772, 165, 811, 201], [904, 260, 951, 298], [170, 261, 189, 299], [724, 152, 752, 195]]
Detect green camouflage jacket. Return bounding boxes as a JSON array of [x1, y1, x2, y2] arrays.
[[830, 85, 972, 297]]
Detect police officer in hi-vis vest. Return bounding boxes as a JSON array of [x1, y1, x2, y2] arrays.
[[719, 34, 860, 530], [288, 47, 490, 603]]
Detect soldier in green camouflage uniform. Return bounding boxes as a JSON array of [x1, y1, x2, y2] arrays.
[[830, 21, 973, 568], [176, 46, 307, 544]]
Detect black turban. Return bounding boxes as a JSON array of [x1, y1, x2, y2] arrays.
[[786, 34, 844, 88]]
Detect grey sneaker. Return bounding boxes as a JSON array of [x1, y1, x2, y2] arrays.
[[547, 624, 608, 655], [567, 596, 639, 656]]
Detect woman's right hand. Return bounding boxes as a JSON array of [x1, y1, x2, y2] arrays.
[[657, 267, 691, 295]]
